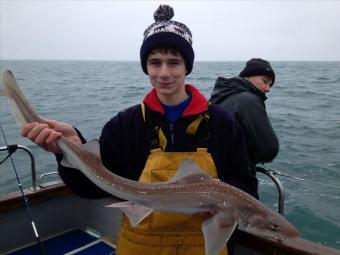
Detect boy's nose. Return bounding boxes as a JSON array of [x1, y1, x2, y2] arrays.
[[159, 63, 170, 77]]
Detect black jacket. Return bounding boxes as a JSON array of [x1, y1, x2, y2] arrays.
[[210, 77, 279, 166], [58, 84, 259, 199]]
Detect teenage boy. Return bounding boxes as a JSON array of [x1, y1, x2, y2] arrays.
[[22, 5, 258, 255]]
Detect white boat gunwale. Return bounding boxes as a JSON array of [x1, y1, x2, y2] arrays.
[[1, 183, 340, 255]]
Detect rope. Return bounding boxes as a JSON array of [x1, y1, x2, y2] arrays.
[[0, 125, 47, 255], [268, 168, 340, 189], [0, 152, 12, 164]]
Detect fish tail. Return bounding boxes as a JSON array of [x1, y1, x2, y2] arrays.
[[0, 69, 40, 126], [0, 70, 11, 97]]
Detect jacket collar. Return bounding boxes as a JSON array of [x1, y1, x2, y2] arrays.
[[210, 77, 267, 103], [143, 84, 208, 116]]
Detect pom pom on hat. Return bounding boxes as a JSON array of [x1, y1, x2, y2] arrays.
[[153, 4, 174, 22], [140, 5, 194, 75]]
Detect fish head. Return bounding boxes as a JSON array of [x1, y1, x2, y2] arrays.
[[246, 212, 299, 241]]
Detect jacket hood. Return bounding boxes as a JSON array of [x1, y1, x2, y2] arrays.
[[210, 77, 266, 104]]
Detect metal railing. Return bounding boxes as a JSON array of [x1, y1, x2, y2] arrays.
[[1, 144, 39, 191], [0, 144, 62, 191], [256, 166, 285, 215]]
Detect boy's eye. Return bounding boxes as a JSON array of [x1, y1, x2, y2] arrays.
[[148, 60, 161, 65], [169, 61, 180, 66]]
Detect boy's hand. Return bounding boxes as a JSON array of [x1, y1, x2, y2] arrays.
[[21, 118, 81, 153]]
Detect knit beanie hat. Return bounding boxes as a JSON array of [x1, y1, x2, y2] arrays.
[[140, 5, 194, 75], [239, 58, 275, 85]]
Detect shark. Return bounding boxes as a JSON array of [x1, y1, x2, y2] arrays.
[[0, 70, 299, 255]]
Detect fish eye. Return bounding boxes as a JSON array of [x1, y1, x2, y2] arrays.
[[269, 223, 279, 230]]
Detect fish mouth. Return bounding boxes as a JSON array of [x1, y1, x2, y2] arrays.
[[265, 235, 286, 242], [244, 226, 299, 242]]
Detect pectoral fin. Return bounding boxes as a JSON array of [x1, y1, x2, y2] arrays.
[[202, 211, 238, 255], [106, 201, 153, 226]]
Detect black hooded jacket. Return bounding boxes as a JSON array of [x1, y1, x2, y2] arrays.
[[210, 77, 279, 167]]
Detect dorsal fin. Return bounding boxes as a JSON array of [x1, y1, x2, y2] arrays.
[[61, 139, 101, 168], [76, 139, 101, 159], [165, 160, 212, 184]]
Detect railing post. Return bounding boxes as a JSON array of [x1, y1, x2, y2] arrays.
[[0, 144, 38, 191], [256, 166, 285, 215]]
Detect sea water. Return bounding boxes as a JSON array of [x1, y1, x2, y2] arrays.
[[0, 60, 339, 249]]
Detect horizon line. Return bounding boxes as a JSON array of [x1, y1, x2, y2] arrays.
[[1, 59, 340, 62]]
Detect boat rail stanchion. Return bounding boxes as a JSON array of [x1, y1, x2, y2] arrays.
[[0, 144, 39, 191], [256, 166, 285, 215], [40, 172, 59, 180]]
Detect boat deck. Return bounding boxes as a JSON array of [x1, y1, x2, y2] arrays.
[[7, 229, 116, 255], [1, 183, 340, 255]]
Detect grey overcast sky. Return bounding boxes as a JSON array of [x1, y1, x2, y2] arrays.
[[1, 1, 339, 61]]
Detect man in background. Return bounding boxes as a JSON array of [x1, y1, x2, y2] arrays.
[[210, 58, 279, 178]]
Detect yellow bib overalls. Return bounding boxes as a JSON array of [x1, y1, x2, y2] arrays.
[[116, 105, 228, 255]]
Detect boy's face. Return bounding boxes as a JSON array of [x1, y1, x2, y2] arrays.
[[146, 49, 188, 105]]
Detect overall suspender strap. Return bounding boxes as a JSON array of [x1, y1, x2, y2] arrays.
[[142, 103, 163, 150], [141, 103, 210, 151]]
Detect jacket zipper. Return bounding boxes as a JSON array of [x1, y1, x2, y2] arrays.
[[169, 123, 174, 151]]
